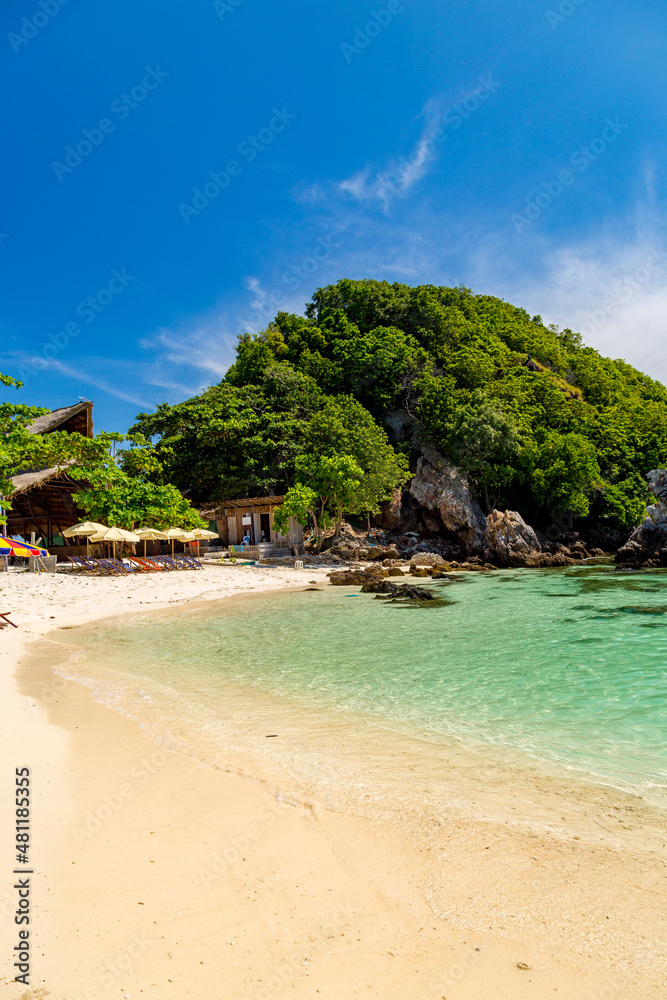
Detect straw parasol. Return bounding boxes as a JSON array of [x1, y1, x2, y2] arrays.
[[184, 527, 219, 556], [62, 521, 108, 559], [164, 526, 187, 557], [135, 526, 169, 557], [88, 525, 141, 560]]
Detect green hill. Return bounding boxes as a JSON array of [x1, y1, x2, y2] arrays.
[[131, 279, 667, 535]]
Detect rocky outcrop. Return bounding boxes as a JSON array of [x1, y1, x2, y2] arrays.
[[360, 580, 437, 601], [409, 552, 448, 567], [328, 541, 399, 563], [379, 488, 403, 531], [484, 509, 541, 567], [328, 568, 390, 586], [647, 468, 667, 504], [616, 470, 667, 569], [408, 447, 486, 554]]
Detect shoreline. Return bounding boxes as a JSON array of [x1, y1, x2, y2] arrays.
[[1, 567, 666, 998]]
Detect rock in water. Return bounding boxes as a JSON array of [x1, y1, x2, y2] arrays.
[[328, 569, 389, 586], [484, 509, 541, 567], [408, 447, 486, 553], [360, 580, 436, 600]]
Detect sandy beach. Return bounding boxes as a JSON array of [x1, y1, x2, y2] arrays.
[[1, 565, 666, 999]]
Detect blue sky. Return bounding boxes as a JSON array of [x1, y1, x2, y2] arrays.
[[1, 0, 666, 432]]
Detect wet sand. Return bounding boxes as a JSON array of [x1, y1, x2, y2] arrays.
[[1, 566, 665, 998]]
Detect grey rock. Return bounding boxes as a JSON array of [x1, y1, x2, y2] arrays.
[[647, 468, 667, 504], [360, 580, 437, 600], [380, 488, 403, 531], [484, 509, 541, 567], [616, 469, 667, 567], [408, 447, 486, 553]]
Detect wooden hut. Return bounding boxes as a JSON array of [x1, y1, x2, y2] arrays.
[[5, 402, 93, 547], [201, 496, 304, 556]]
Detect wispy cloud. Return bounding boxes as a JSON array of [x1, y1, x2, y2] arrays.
[[28, 357, 155, 409], [338, 77, 500, 210], [139, 312, 239, 398], [510, 235, 667, 381], [338, 102, 441, 209], [290, 181, 325, 205]]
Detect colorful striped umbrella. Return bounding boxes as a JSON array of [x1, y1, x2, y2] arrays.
[[0, 537, 49, 558]]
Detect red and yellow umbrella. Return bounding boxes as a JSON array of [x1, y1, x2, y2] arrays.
[[0, 538, 49, 558]]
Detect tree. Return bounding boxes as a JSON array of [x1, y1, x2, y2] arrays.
[[530, 431, 601, 518], [125, 278, 667, 535], [273, 396, 409, 547], [71, 465, 206, 531], [274, 454, 365, 550], [0, 370, 112, 525], [129, 364, 325, 501]]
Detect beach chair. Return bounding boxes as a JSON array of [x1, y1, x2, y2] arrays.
[[174, 555, 201, 570], [113, 558, 137, 573], [68, 554, 97, 571], [0, 611, 18, 629], [145, 556, 175, 571], [94, 558, 133, 575], [156, 555, 186, 571], [129, 556, 163, 572]]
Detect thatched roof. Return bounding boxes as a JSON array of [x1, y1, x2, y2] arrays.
[[27, 401, 93, 437], [10, 463, 76, 497], [200, 495, 286, 517], [5, 402, 93, 543]]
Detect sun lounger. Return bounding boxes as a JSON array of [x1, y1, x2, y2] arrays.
[[110, 558, 136, 573], [159, 555, 189, 571], [87, 558, 133, 575], [175, 555, 203, 570], [128, 556, 163, 572], [0, 611, 18, 629], [68, 554, 98, 571], [145, 556, 176, 571]]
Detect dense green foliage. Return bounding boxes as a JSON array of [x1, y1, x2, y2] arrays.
[[0, 372, 111, 525], [0, 371, 203, 531], [71, 465, 206, 531], [273, 396, 409, 547], [131, 280, 667, 533]]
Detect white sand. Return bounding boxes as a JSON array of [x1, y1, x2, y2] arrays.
[[0, 565, 665, 999]]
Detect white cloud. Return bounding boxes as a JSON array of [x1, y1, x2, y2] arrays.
[[31, 358, 155, 409], [495, 235, 667, 384], [338, 78, 499, 210], [290, 181, 325, 205], [139, 311, 239, 399]]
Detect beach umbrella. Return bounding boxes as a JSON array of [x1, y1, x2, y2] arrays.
[[135, 527, 169, 558], [62, 521, 108, 559], [0, 537, 49, 558], [165, 526, 187, 557], [88, 525, 140, 560], [184, 527, 219, 556]]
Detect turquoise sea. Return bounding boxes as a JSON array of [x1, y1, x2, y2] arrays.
[[59, 564, 667, 814]]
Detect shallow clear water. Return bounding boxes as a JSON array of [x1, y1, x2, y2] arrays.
[[62, 565, 667, 805]]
